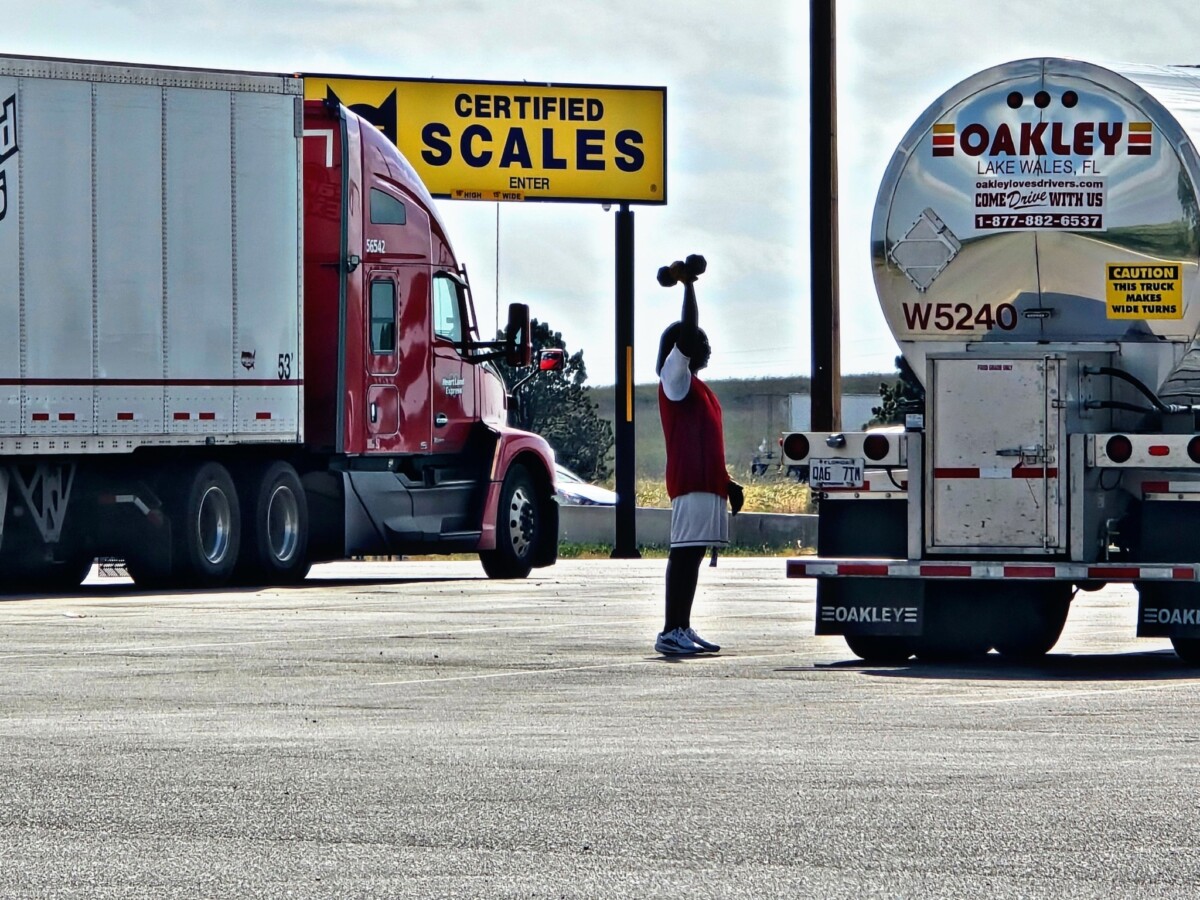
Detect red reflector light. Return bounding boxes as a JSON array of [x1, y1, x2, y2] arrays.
[[1148, 445, 1170, 457], [1106, 435, 1133, 463], [863, 434, 890, 461], [782, 433, 810, 461], [1189, 437, 1200, 464]]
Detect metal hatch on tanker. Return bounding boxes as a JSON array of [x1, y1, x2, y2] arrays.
[[785, 58, 1200, 665]]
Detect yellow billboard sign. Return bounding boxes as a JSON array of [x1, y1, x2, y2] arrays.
[[302, 75, 667, 204], [1105, 263, 1183, 319]]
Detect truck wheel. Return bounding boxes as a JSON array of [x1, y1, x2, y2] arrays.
[[236, 462, 310, 585], [1170, 638, 1200, 666], [844, 635, 915, 664], [169, 461, 241, 587], [480, 464, 539, 579], [915, 583, 991, 661], [991, 585, 1071, 660]]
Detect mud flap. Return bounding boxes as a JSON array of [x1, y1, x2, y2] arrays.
[[1136, 583, 1200, 637], [815, 578, 925, 636]]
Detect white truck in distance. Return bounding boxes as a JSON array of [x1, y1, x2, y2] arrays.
[[784, 58, 1200, 664]]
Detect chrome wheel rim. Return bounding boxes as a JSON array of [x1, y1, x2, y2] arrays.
[[197, 485, 232, 566], [505, 485, 536, 559], [266, 484, 301, 564]]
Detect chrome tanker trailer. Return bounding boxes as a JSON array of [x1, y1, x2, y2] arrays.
[[784, 58, 1200, 663]]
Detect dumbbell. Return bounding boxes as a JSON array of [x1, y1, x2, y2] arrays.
[[656, 253, 707, 287]]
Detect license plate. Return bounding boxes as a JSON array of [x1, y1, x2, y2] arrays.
[[810, 457, 864, 488]]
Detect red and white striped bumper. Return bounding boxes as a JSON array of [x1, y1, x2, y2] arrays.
[[787, 559, 1198, 581]]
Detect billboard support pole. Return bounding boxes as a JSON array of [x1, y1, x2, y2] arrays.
[[612, 203, 640, 559]]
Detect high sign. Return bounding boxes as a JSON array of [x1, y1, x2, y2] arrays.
[[303, 75, 667, 205]]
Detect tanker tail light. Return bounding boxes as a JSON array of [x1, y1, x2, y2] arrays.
[[782, 433, 810, 462]]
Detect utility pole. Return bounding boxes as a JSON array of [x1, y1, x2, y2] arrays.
[[810, 0, 841, 431]]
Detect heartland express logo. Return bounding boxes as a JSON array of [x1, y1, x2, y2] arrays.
[[0, 93, 17, 223]]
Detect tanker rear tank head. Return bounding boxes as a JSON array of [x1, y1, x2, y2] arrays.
[[873, 58, 1200, 395]]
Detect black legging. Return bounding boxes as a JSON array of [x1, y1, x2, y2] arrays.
[[664, 546, 708, 632]]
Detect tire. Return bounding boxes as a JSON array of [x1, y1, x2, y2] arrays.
[[1171, 637, 1200, 666], [991, 585, 1071, 660], [235, 462, 310, 585], [136, 461, 240, 589], [844, 634, 915, 664], [915, 582, 992, 662], [480, 463, 540, 579]]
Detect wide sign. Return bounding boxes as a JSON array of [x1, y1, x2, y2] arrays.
[[303, 75, 667, 204]]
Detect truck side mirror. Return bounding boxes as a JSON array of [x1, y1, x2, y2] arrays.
[[538, 348, 566, 372], [505, 303, 532, 367]]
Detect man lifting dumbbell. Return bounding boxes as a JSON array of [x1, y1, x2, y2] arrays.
[[654, 254, 744, 656]]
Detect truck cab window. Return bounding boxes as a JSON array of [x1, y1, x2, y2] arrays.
[[433, 275, 464, 344], [370, 188, 407, 225], [370, 281, 396, 353]]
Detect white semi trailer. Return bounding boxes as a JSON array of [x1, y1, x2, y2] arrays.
[[784, 58, 1200, 663]]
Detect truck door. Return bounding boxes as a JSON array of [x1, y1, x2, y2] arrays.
[[927, 356, 1066, 553], [360, 184, 433, 455], [364, 273, 401, 450], [430, 272, 478, 456]]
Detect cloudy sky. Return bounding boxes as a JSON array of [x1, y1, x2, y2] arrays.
[[8, 0, 1200, 385]]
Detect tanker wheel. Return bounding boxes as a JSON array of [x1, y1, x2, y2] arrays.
[[915, 582, 992, 662], [991, 585, 1071, 660], [1170, 638, 1200, 666], [234, 461, 310, 585], [844, 634, 915, 664], [480, 463, 539, 580]]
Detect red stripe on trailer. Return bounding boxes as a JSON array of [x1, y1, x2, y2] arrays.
[[1174, 568, 1195, 580], [838, 563, 890, 576], [255, 412, 272, 420], [919, 564, 973, 577], [1089, 566, 1139, 580], [199, 412, 216, 421], [58, 412, 76, 421], [1011, 466, 1058, 478], [1004, 565, 1057, 578], [173, 412, 190, 420], [934, 467, 979, 478], [31, 413, 49, 421], [786, 561, 809, 577], [1142, 481, 1170, 494], [116, 412, 134, 421]]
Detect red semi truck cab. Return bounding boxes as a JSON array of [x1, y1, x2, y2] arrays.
[[295, 98, 560, 577]]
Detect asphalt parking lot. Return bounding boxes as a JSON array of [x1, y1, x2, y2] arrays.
[[2, 557, 1199, 899]]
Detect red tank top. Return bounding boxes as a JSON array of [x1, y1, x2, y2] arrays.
[[659, 377, 728, 499]]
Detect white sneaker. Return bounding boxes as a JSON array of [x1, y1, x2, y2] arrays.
[[684, 628, 720, 652], [655, 627, 700, 656]]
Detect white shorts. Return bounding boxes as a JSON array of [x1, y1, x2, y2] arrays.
[[670, 492, 729, 548]]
